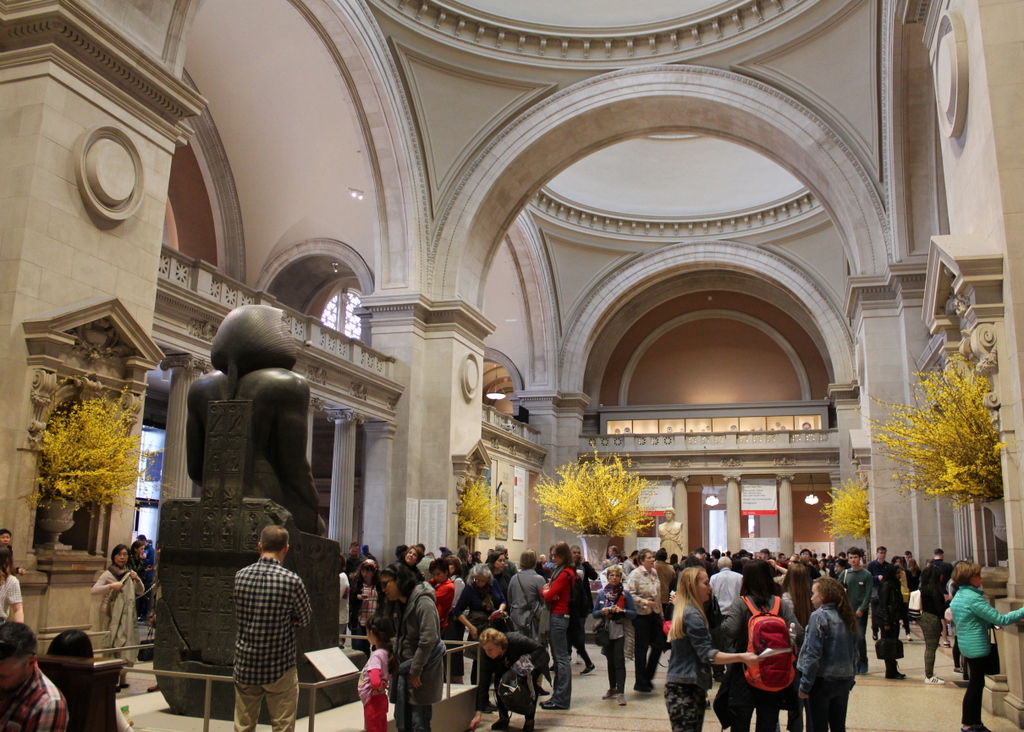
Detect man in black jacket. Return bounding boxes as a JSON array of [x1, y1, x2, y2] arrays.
[[470, 629, 549, 732]]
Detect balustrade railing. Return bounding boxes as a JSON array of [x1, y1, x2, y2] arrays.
[[482, 405, 540, 445], [158, 247, 394, 380]]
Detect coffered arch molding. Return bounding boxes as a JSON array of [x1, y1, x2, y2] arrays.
[[582, 270, 837, 405], [434, 65, 889, 304], [503, 214, 560, 389], [562, 240, 854, 397]]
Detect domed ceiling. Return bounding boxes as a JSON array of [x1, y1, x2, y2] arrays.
[[443, 0, 735, 29], [545, 135, 805, 218]]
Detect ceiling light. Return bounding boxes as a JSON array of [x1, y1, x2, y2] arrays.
[[349, 188, 364, 200], [804, 494, 819, 505], [331, 261, 340, 273], [705, 495, 719, 506], [486, 392, 507, 400]]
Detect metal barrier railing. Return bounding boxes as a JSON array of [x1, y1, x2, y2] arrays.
[[93, 634, 480, 732]]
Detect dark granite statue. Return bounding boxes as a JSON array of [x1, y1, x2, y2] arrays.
[[186, 304, 325, 536], [155, 305, 355, 722]]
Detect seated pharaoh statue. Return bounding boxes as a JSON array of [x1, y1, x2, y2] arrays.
[[186, 304, 327, 536]]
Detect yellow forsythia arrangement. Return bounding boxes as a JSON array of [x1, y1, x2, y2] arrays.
[[33, 392, 152, 508], [872, 355, 1004, 505], [821, 479, 871, 539], [534, 452, 653, 536], [457, 477, 503, 538]]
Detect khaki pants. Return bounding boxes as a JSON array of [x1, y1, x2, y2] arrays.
[[234, 667, 299, 732]]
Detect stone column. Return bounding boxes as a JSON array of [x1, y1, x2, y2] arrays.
[[725, 474, 743, 553], [777, 474, 795, 556], [159, 355, 210, 499], [307, 397, 325, 463], [326, 409, 362, 545], [362, 420, 396, 558], [671, 475, 690, 554]]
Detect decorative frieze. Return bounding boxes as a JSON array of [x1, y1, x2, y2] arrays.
[[306, 366, 328, 386], [351, 382, 368, 400], [187, 318, 218, 342]]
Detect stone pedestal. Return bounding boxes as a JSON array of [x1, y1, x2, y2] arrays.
[[33, 551, 108, 634]]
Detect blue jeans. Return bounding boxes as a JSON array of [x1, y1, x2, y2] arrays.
[[402, 703, 433, 732], [350, 621, 370, 655], [806, 676, 855, 732], [549, 614, 572, 707], [855, 613, 868, 673]]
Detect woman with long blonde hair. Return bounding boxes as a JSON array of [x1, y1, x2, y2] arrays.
[[665, 567, 757, 732]]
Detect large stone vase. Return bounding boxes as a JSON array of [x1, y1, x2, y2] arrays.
[[36, 499, 79, 551], [577, 534, 611, 568]]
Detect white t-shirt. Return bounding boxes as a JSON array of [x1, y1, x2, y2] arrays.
[[0, 575, 22, 620]]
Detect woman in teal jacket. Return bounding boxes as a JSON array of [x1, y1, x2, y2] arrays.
[[949, 561, 1024, 732]]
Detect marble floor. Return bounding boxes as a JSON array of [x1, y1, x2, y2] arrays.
[[116, 626, 1019, 731]]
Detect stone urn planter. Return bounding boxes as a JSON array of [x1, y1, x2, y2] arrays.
[[577, 534, 611, 568], [36, 499, 79, 551]]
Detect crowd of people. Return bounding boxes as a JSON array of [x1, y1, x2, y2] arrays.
[[0, 525, 1012, 732], [333, 540, 1016, 732]]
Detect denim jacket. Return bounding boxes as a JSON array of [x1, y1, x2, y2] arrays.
[[796, 604, 858, 693], [666, 604, 719, 690]]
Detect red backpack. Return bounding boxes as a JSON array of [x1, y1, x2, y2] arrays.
[[741, 596, 795, 692]]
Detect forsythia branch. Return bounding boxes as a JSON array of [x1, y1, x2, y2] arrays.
[[871, 355, 1004, 505], [822, 479, 871, 539], [457, 477, 503, 538], [534, 452, 654, 536]]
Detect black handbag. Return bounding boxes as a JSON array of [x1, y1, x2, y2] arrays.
[[497, 668, 536, 715], [594, 618, 610, 648], [875, 637, 904, 660]]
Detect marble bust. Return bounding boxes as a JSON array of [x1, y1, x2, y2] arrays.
[[659, 507, 685, 559]]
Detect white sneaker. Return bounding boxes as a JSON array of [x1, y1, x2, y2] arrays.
[[924, 676, 944, 684]]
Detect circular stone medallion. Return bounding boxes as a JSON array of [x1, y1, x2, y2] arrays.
[[74, 125, 145, 221]]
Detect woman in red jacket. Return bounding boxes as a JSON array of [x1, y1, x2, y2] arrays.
[[429, 558, 455, 631], [540, 541, 575, 710]]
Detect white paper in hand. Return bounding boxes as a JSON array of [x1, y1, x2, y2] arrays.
[[758, 646, 792, 659]]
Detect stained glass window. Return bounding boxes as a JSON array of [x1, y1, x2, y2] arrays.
[[343, 291, 361, 340]]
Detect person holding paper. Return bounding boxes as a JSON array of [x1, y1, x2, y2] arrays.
[[796, 578, 858, 732], [665, 567, 757, 732]]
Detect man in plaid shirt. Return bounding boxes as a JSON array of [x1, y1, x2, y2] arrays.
[[233, 525, 312, 732], [0, 622, 67, 731]]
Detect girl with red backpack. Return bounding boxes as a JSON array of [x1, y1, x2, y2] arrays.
[[666, 567, 758, 732], [720, 559, 803, 732]]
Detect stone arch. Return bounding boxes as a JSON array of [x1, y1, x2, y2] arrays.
[[434, 65, 889, 305], [583, 270, 836, 404], [483, 348, 525, 395], [173, 0, 426, 291], [256, 239, 374, 313], [618, 310, 813, 405], [560, 240, 854, 396]]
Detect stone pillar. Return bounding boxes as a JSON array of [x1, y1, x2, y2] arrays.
[[516, 391, 590, 550], [362, 420, 396, 558], [307, 397, 325, 463], [777, 474, 795, 557], [159, 355, 210, 499], [671, 475, 690, 553], [326, 409, 361, 545], [725, 474, 742, 553]]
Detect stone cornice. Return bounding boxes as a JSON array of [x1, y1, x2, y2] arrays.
[[845, 257, 928, 319], [370, 0, 813, 67], [361, 293, 495, 342], [531, 188, 822, 240], [0, 1, 205, 139]]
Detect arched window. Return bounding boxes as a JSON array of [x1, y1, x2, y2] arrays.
[[320, 289, 362, 340], [321, 293, 341, 331], [343, 290, 361, 340]]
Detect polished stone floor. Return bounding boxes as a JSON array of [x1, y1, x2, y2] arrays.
[[117, 625, 1020, 731]]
